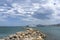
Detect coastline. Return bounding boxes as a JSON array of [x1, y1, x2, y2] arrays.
[[1, 28, 46, 40], [0, 27, 60, 40]]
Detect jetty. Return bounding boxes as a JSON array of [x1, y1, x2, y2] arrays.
[[1, 28, 46, 40]]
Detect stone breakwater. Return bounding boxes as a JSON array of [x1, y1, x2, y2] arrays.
[[3, 28, 46, 40]]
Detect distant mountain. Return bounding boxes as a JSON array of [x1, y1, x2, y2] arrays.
[[25, 24, 60, 27], [36, 24, 60, 27], [49, 24, 60, 26], [36, 24, 46, 27]]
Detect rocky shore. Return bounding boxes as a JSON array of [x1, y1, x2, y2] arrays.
[[2, 28, 46, 40]]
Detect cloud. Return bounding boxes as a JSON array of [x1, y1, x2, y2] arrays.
[[0, 0, 60, 25], [32, 6, 54, 19]]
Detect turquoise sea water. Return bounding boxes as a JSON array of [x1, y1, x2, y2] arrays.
[[0, 26, 60, 40]]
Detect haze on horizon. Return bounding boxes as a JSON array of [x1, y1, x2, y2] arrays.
[[0, 0, 60, 26]]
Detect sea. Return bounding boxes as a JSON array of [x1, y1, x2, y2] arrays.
[[0, 26, 60, 40]]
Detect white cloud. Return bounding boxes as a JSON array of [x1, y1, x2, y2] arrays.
[[11, 2, 41, 15], [0, 0, 60, 25], [0, 9, 5, 11], [32, 3, 40, 9]]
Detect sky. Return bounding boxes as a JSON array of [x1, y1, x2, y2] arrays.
[[0, 0, 60, 26]]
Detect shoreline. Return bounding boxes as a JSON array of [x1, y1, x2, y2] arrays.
[[1, 28, 46, 40]]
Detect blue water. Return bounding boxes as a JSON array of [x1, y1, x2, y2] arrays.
[[0, 27, 60, 40]]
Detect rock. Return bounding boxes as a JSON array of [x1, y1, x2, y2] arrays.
[[0, 39, 4, 40], [4, 28, 46, 40]]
